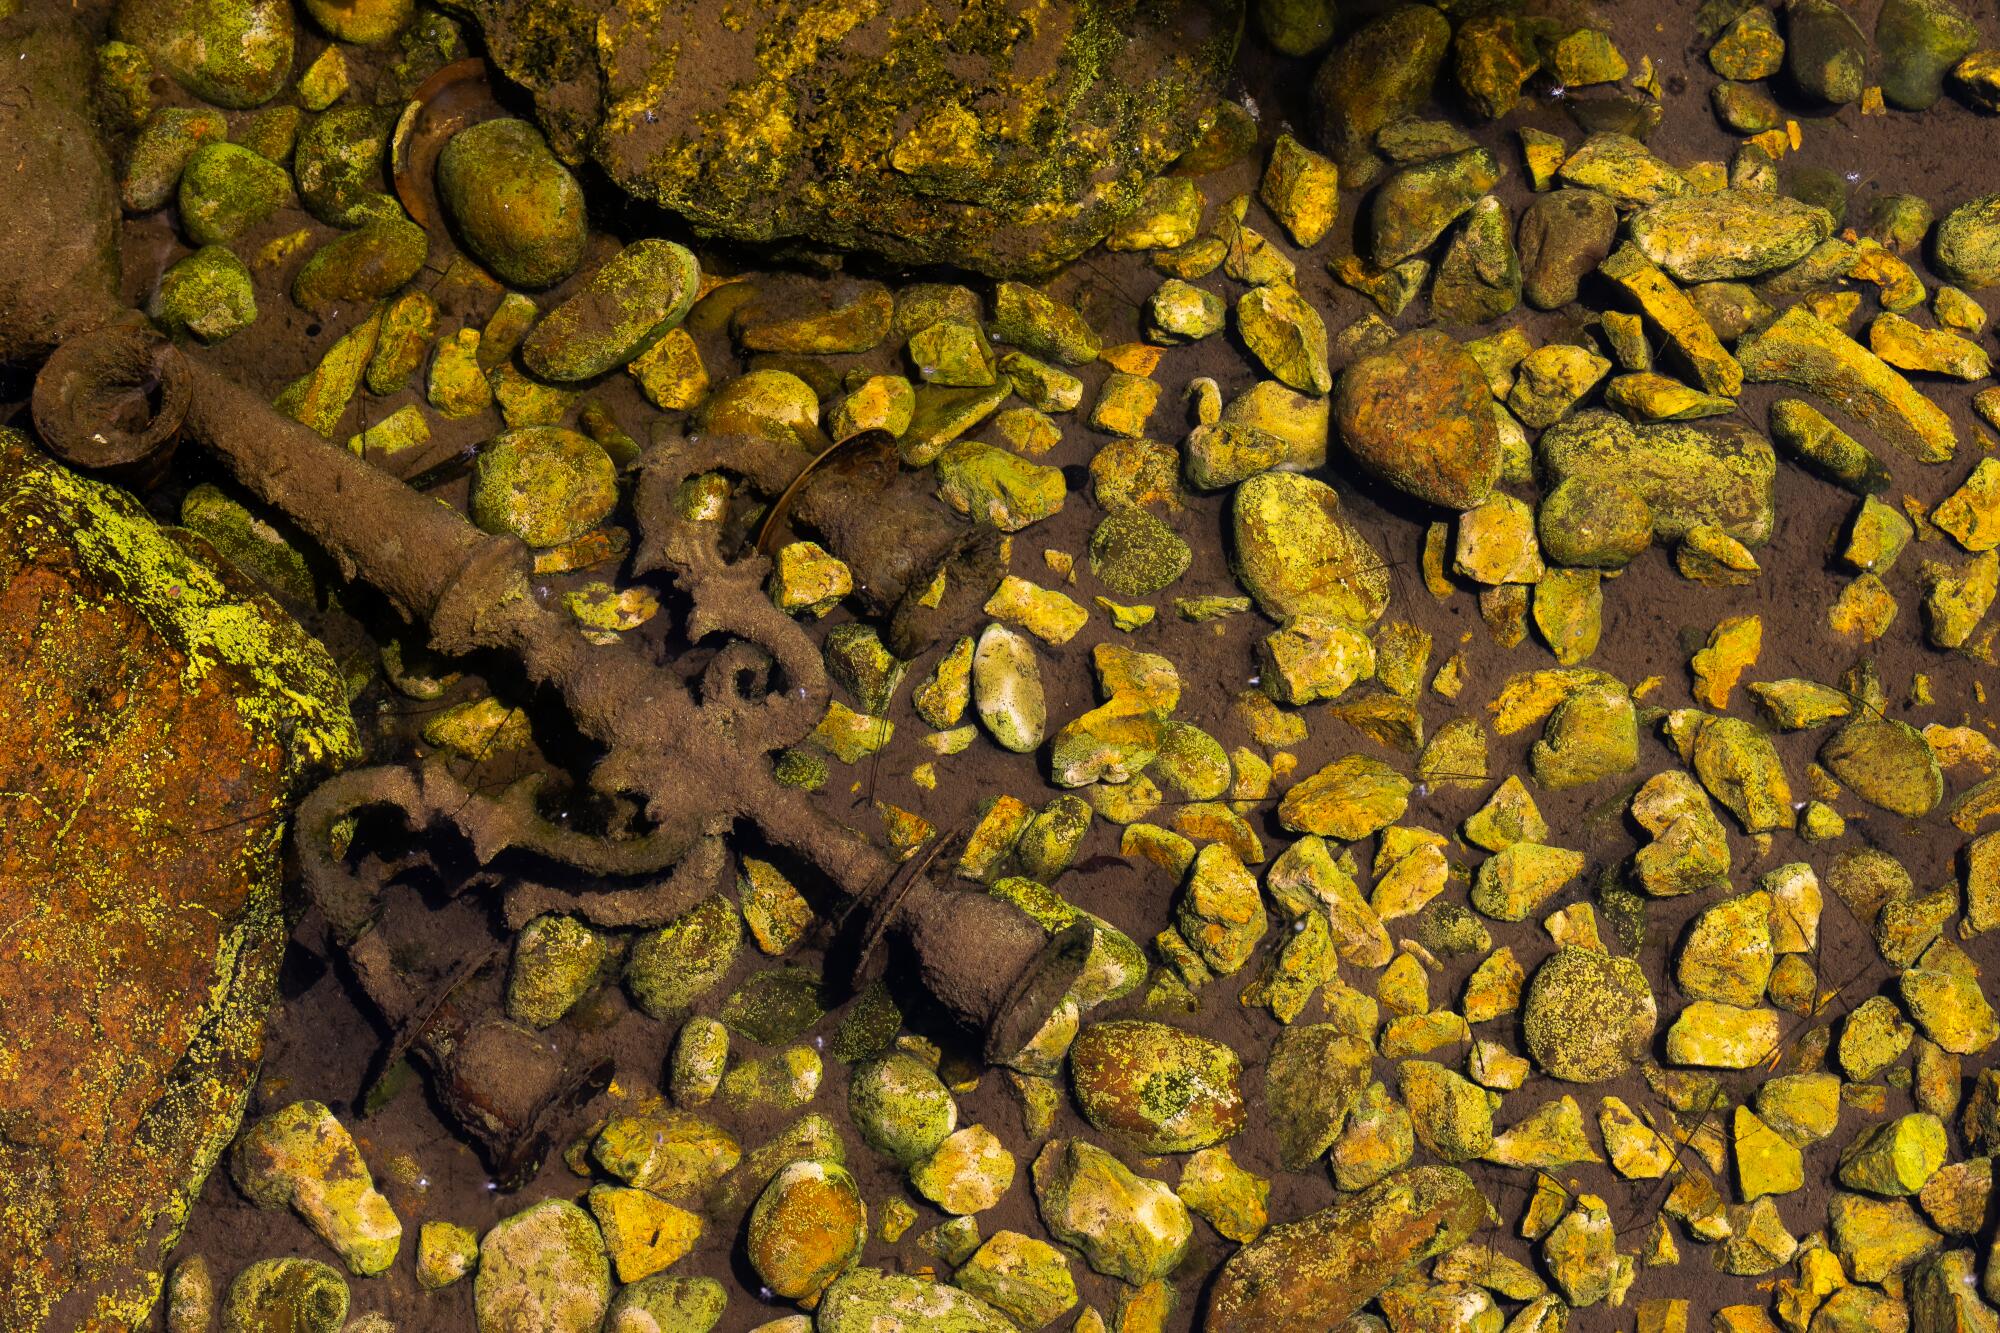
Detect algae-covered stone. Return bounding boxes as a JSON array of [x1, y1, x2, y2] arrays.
[[1540, 410, 1775, 547], [1484, 1094, 1598, 1170], [1542, 1196, 1624, 1306], [220, 1258, 349, 1333], [1431, 195, 1521, 326], [1821, 717, 1943, 817], [292, 219, 429, 313], [1558, 133, 1689, 207], [1537, 477, 1652, 570], [1934, 458, 2000, 555], [626, 895, 741, 1019], [1205, 1165, 1487, 1328], [1522, 947, 1657, 1082], [152, 246, 257, 344], [1279, 754, 1411, 839], [1335, 330, 1501, 509], [935, 442, 1065, 533], [1470, 843, 1585, 922], [1839, 1113, 1948, 1196], [913, 1125, 1016, 1216], [1089, 508, 1189, 596], [1231, 471, 1391, 625], [1829, 1193, 1943, 1283], [816, 1268, 1014, 1333], [506, 914, 604, 1028], [115, 0, 294, 109], [1260, 133, 1339, 247], [1175, 1146, 1268, 1244], [669, 1017, 728, 1107], [1174, 842, 1266, 973], [1069, 1020, 1244, 1154], [603, 1273, 724, 1333], [1678, 892, 1774, 1007], [1598, 244, 1741, 399], [1629, 191, 1835, 283], [232, 1101, 401, 1276], [1734, 1105, 1804, 1201], [1310, 5, 1452, 183], [1936, 194, 2000, 290], [771, 542, 852, 618], [746, 1159, 866, 1306], [1757, 1071, 1842, 1145], [418, 1221, 479, 1290], [1711, 6, 1786, 79], [1528, 680, 1637, 790], [523, 240, 700, 382], [1237, 284, 1330, 395], [1787, 0, 1869, 103], [1455, 494, 1544, 585], [123, 107, 231, 212], [475, 1199, 610, 1333], [1902, 936, 2000, 1054], [1665, 1001, 1782, 1068], [436, 118, 586, 289], [470, 427, 617, 547], [1879, 0, 1979, 109], [592, 1108, 741, 1201], [972, 624, 1045, 754], [1260, 615, 1374, 705], [1507, 344, 1611, 429], [1031, 1139, 1190, 1284], [1738, 305, 1956, 462], [587, 1186, 701, 1287], [1370, 149, 1503, 268], [952, 1231, 1077, 1330], [990, 283, 1100, 365], [1264, 1023, 1372, 1169], [179, 143, 289, 247], [1399, 1059, 1497, 1162]]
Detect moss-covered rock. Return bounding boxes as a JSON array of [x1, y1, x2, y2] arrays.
[[152, 245, 258, 343], [1309, 5, 1452, 185], [1031, 1139, 1190, 1283], [1206, 1166, 1486, 1327], [1070, 1020, 1244, 1154], [291, 219, 429, 312], [219, 1257, 349, 1333], [454, 0, 1238, 276], [179, 142, 289, 246], [1522, 947, 1657, 1082], [848, 1054, 957, 1165], [1232, 471, 1391, 625], [115, 0, 294, 108], [474, 1199, 611, 1333], [818, 1268, 1014, 1333], [523, 240, 700, 382], [469, 426, 618, 548], [437, 117, 587, 289]]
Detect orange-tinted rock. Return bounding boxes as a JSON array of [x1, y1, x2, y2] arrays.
[[0, 433, 354, 1328], [1335, 330, 1502, 510]]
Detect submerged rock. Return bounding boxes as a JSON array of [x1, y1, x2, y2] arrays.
[[1334, 330, 1501, 509], [1522, 948, 1657, 1082], [1206, 1166, 1487, 1327], [457, 0, 1240, 276], [0, 436, 354, 1329]]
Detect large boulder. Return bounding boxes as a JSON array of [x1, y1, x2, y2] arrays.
[[0, 433, 355, 1327], [443, 0, 1243, 275]]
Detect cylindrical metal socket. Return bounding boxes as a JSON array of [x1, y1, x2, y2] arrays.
[[31, 318, 190, 486]]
